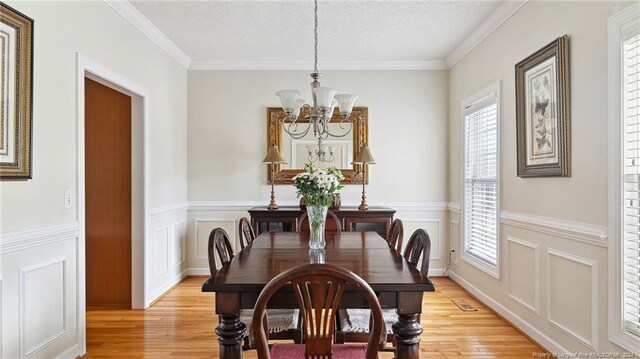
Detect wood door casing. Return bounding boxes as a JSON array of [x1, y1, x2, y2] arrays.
[[85, 77, 132, 308]]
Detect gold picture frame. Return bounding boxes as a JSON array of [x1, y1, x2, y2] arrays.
[[0, 3, 33, 180], [515, 35, 570, 178], [267, 107, 369, 184]]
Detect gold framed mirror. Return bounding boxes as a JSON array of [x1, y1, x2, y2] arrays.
[[267, 106, 368, 184]]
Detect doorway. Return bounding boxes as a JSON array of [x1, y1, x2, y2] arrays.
[[84, 78, 132, 308]]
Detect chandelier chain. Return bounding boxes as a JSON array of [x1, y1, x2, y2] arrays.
[[314, 0, 318, 74]]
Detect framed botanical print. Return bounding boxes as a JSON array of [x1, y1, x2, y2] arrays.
[[515, 35, 570, 177], [0, 3, 33, 180]]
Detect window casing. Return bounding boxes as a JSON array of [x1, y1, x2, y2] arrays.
[[609, 2, 640, 354], [462, 82, 500, 278]]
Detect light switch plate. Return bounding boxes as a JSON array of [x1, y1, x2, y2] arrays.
[[64, 190, 73, 209]]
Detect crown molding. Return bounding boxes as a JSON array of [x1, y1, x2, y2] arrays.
[[104, 0, 192, 69], [189, 60, 448, 71], [445, 0, 527, 68]]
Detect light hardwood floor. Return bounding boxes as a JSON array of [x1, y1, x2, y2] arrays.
[[85, 276, 545, 358]]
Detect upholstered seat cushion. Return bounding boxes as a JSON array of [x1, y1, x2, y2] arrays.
[[338, 308, 397, 335], [240, 309, 299, 334], [270, 343, 367, 358]]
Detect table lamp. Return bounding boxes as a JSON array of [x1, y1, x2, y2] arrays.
[[352, 144, 376, 211], [263, 144, 286, 210]]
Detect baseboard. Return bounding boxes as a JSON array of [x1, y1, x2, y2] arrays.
[[146, 269, 188, 307], [428, 268, 446, 276], [54, 344, 80, 359], [448, 270, 570, 354], [187, 267, 211, 276]]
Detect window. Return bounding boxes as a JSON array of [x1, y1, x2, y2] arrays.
[[462, 82, 500, 278], [609, 2, 640, 354]]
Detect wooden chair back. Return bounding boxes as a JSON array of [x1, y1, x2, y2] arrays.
[[386, 219, 404, 253], [238, 217, 256, 250], [297, 210, 342, 233], [207, 227, 235, 275], [403, 229, 432, 276], [251, 263, 384, 359]]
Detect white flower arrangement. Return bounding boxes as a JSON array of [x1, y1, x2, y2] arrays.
[[292, 163, 344, 206]]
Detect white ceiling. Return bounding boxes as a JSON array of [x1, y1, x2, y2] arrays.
[[119, 0, 524, 69]]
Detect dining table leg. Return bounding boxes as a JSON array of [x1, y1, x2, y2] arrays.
[[215, 314, 246, 359], [392, 313, 423, 359]]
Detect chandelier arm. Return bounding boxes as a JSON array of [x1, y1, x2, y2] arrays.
[[324, 121, 353, 138], [283, 120, 312, 139]]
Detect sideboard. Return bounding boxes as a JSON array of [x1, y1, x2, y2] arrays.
[[248, 206, 396, 238]]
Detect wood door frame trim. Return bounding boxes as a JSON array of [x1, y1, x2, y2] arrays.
[[76, 53, 150, 356]]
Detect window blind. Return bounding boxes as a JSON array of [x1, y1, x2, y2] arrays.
[[464, 97, 498, 267], [623, 33, 640, 336]]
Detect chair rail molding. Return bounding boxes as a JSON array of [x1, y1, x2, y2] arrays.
[[150, 201, 189, 217], [0, 222, 79, 255], [188, 201, 449, 212], [500, 211, 608, 247]]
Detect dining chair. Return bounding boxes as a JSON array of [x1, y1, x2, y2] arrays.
[[250, 263, 384, 359], [239, 217, 256, 250], [335, 228, 432, 350], [207, 227, 302, 350], [386, 218, 404, 253], [297, 210, 342, 233]]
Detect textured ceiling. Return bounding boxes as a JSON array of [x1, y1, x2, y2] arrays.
[[130, 1, 502, 64]]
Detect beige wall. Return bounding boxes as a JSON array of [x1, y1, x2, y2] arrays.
[[0, 2, 188, 358], [188, 70, 448, 203], [186, 70, 451, 275], [0, 1, 188, 232], [448, 0, 634, 354]]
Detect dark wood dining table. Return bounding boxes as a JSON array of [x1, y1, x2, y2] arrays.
[[201, 231, 435, 359]]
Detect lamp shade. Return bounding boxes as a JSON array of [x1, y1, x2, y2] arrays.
[[352, 144, 376, 164], [276, 90, 301, 112], [313, 87, 336, 110], [292, 99, 306, 119], [263, 145, 287, 164], [335, 94, 357, 117]]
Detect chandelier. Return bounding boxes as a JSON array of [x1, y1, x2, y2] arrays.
[[275, 0, 357, 162]]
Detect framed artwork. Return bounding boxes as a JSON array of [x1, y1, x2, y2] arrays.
[[0, 3, 33, 180], [515, 35, 570, 177]]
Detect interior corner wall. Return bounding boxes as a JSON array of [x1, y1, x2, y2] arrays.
[[186, 70, 450, 274], [447, 0, 634, 354], [0, 1, 188, 358]]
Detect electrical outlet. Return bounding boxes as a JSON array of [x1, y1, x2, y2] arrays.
[[64, 190, 73, 209]]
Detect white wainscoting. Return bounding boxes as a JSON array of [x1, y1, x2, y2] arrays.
[[547, 248, 599, 351], [402, 219, 442, 260], [152, 227, 169, 280], [505, 236, 539, 315], [193, 218, 237, 269], [449, 205, 608, 354], [147, 205, 188, 305], [186, 201, 449, 277], [0, 224, 80, 359], [20, 257, 68, 358]]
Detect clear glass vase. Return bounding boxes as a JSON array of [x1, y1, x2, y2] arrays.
[[306, 205, 328, 249]]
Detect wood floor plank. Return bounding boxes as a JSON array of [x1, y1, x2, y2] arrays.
[[84, 277, 545, 358]]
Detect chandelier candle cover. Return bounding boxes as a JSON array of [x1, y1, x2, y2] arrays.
[[263, 145, 287, 210], [275, 0, 357, 163], [293, 163, 344, 249]]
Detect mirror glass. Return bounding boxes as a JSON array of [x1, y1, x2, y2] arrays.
[[267, 107, 368, 184]]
